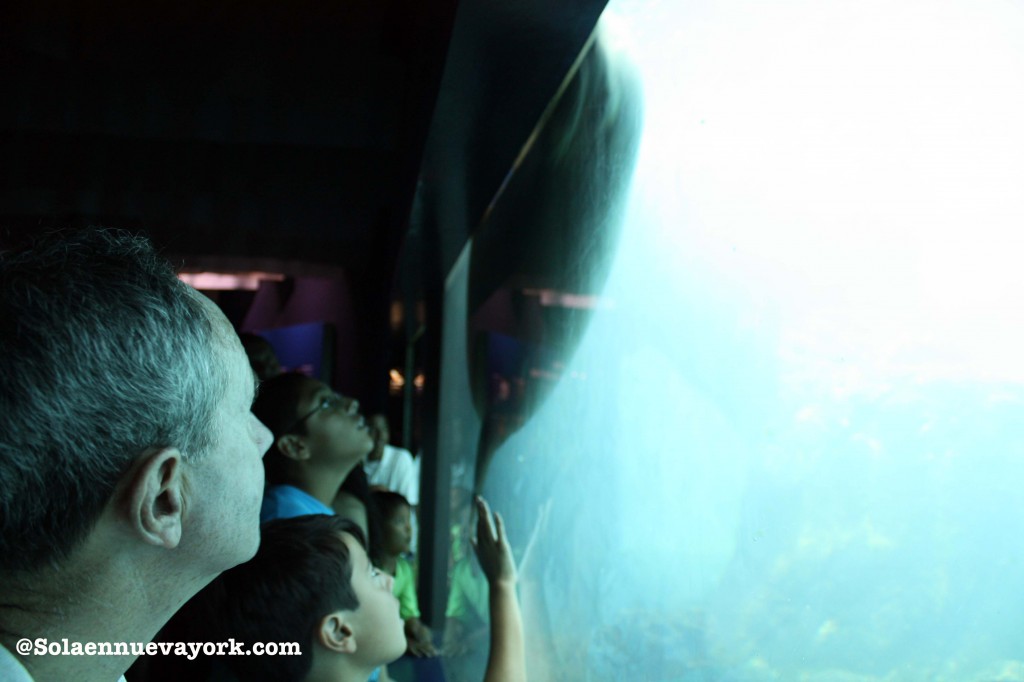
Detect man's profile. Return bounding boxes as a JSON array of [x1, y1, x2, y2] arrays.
[[0, 228, 273, 682]]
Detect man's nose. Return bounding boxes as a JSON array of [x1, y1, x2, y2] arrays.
[[254, 416, 273, 457]]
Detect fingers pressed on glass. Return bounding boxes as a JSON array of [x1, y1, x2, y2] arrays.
[[494, 511, 506, 543]]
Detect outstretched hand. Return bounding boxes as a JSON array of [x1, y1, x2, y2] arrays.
[[472, 496, 526, 682], [471, 496, 516, 587]]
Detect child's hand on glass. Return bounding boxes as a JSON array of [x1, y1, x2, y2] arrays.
[[471, 496, 516, 587]]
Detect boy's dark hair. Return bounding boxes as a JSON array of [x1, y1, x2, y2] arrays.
[[251, 372, 315, 485], [372, 490, 411, 522], [239, 332, 281, 381], [202, 515, 366, 682]]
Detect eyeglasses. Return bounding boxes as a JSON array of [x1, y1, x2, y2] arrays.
[[282, 393, 355, 435]]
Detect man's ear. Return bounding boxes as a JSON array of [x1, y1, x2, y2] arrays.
[[276, 434, 309, 462], [126, 448, 184, 549], [318, 612, 357, 654]]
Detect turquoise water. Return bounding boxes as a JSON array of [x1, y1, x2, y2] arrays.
[[441, 2, 1024, 679]]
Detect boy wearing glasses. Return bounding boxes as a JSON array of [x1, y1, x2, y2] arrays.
[[252, 372, 375, 522], [251, 372, 392, 681]]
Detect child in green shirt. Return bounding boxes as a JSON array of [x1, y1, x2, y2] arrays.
[[372, 491, 437, 657]]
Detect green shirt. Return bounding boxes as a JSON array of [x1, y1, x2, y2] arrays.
[[393, 556, 421, 619]]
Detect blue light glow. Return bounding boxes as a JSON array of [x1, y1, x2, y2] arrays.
[[442, 2, 1024, 679]]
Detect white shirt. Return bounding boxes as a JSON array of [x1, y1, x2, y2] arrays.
[[364, 444, 419, 505]]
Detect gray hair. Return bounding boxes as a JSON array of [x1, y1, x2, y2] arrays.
[[0, 228, 225, 573]]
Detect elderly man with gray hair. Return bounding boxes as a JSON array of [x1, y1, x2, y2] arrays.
[[0, 228, 273, 682]]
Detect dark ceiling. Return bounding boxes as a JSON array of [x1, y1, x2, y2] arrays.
[[1, 0, 609, 281], [0, 0, 456, 276]]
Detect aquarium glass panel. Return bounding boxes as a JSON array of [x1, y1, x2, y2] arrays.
[[440, 2, 1024, 680]]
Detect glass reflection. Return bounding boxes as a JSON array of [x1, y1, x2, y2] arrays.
[[442, 1, 1024, 680]]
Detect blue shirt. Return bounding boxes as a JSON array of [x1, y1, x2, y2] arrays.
[[259, 485, 383, 682], [260, 484, 333, 523]]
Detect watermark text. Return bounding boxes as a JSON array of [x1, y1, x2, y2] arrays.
[[16, 638, 300, 660]]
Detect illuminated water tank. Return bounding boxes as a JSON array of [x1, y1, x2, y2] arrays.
[[440, 2, 1024, 680]]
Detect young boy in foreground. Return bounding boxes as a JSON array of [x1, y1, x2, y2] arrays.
[[205, 496, 524, 682]]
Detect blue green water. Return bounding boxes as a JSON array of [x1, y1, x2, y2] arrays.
[[441, 2, 1024, 678]]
